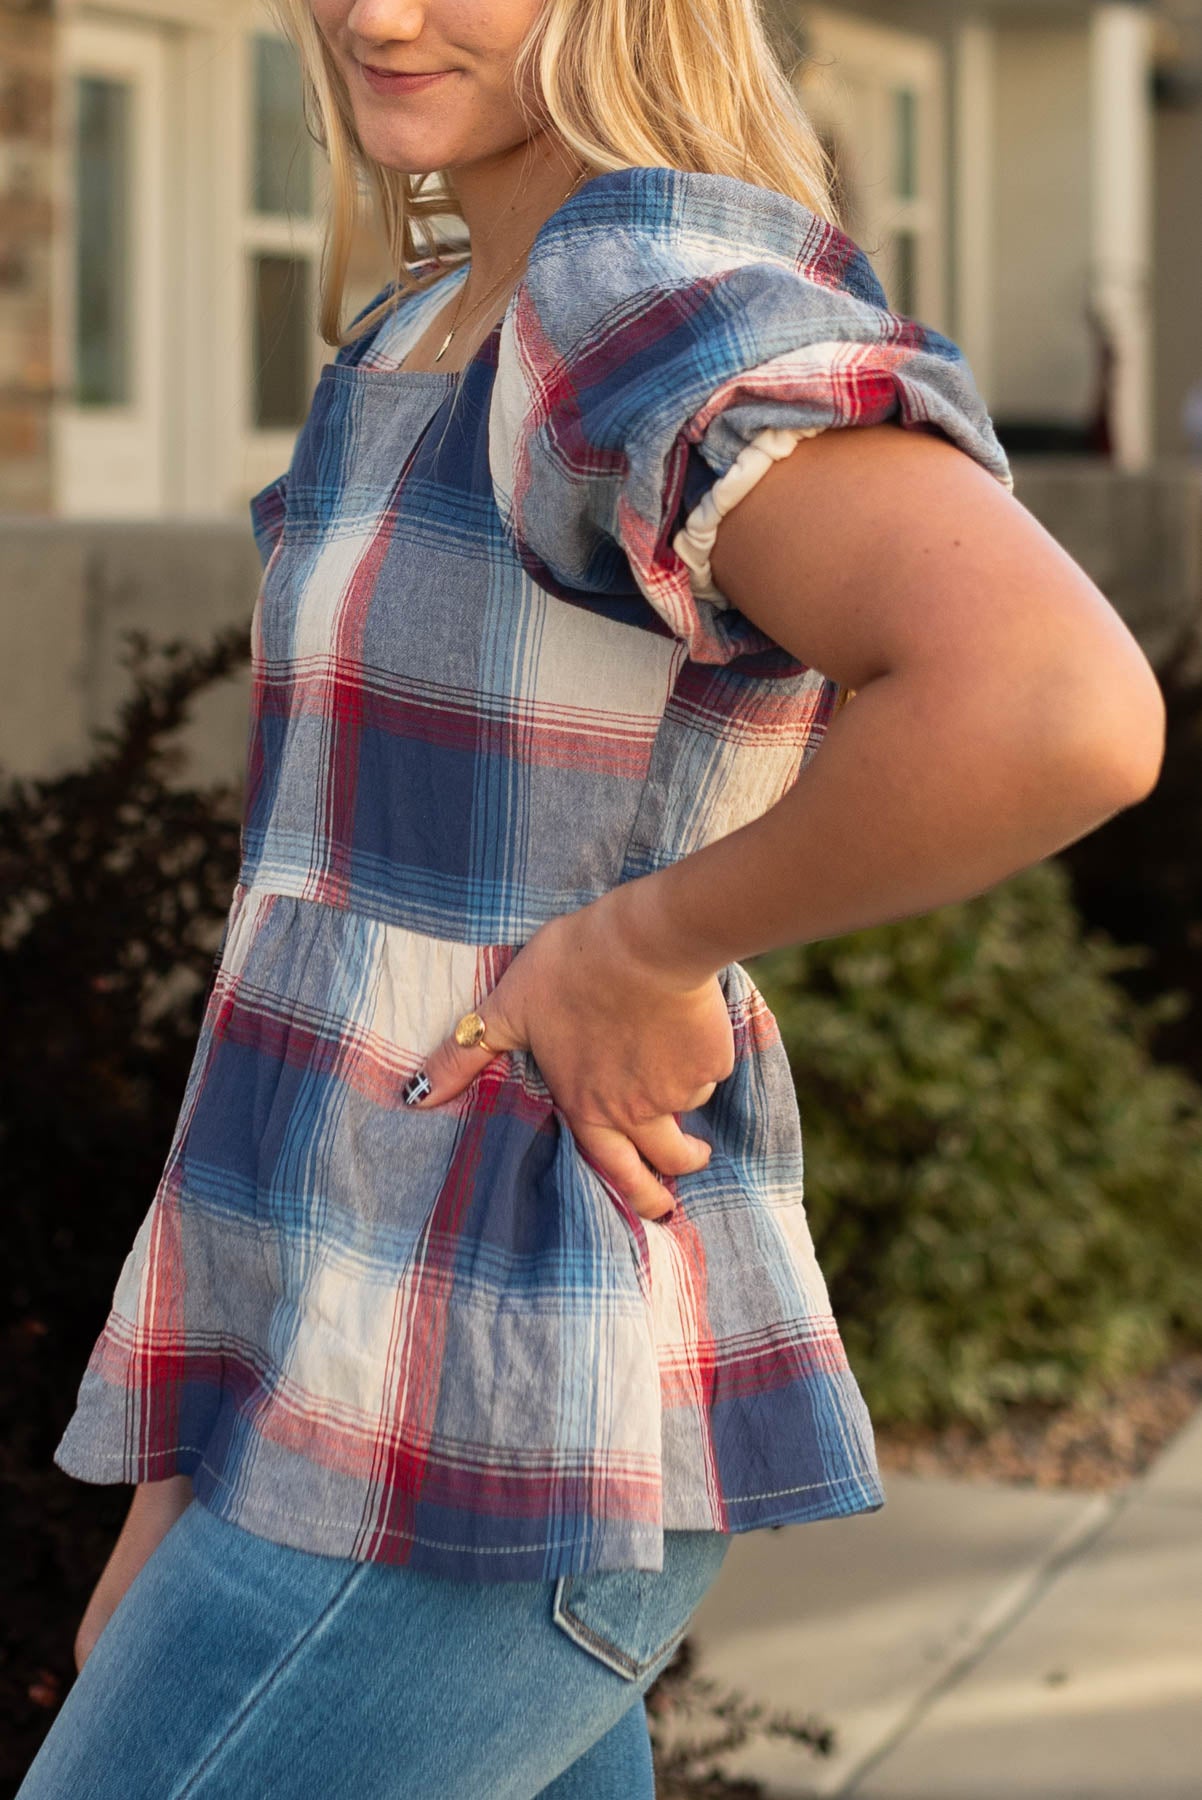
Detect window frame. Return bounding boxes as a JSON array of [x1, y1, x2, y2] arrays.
[[238, 16, 327, 456], [799, 6, 946, 328]]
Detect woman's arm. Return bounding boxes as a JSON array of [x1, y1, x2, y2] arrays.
[[613, 420, 1165, 980], [412, 423, 1164, 1216], [73, 1475, 193, 1671]]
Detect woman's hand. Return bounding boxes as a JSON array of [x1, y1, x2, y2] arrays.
[[405, 881, 734, 1221], [73, 1475, 193, 1672]]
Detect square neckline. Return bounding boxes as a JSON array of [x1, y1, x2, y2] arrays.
[[343, 164, 841, 388], [350, 167, 630, 386], [349, 260, 475, 385], [358, 255, 531, 387]]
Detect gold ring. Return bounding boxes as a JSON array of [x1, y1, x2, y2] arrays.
[[453, 1010, 494, 1052]]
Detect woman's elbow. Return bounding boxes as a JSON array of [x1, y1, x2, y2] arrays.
[[1050, 652, 1166, 812]]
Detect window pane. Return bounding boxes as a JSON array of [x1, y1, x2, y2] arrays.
[[75, 75, 131, 407], [892, 87, 918, 202], [253, 254, 311, 428], [252, 34, 312, 216], [892, 231, 917, 316]]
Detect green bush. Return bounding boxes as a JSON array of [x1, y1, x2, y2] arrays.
[[749, 858, 1202, 1429]]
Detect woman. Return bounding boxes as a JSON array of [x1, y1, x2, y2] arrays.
[[22, 0, 1164, 1795]]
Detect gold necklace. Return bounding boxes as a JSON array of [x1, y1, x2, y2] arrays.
[[430, 169, 589, 364]]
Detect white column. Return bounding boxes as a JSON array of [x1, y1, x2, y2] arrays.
[[176, 23, 222, 514], [953, 15, 995, 404], [1089, 2, 1153, 470]]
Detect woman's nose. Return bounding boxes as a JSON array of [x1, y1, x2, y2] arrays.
[[346, 1, 429, 50]]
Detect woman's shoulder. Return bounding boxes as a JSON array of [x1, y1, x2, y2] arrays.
[[519, 164, 889, 323], [504, 163, 977, 422], [499, 163, 974, 473], [490, 164, 1010, 662]]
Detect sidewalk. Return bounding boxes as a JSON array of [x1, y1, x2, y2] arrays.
[[681, 1408, 1202, 1798]]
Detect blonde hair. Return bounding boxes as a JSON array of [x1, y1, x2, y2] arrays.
[[271, 0, 837, 349]]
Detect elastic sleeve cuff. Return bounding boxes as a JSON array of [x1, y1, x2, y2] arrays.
[[671, 425, 826, 605]]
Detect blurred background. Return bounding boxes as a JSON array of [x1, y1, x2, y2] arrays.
[[4, 0, 1202, 778], [2, 1, 1202, 1795]]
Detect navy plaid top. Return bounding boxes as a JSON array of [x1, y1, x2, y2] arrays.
[[56, 167, 1011, 1580]]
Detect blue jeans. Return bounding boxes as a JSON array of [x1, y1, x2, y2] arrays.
[[17, 1500, 730, 1798]]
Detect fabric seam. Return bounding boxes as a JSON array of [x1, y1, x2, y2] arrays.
[[171, 1562, 365, 1800], [56, 1442, 884, 1538]]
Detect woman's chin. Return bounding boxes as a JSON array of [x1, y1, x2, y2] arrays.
[[355, 135, 449, 179]]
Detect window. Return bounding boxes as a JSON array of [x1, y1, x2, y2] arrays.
[[892, 228, 918, 317], [253, 254, 313, 429], [74, 75, 132, 407], [59, 18, 170, 517], [252, 34, 313, 217], [887, 86, 923, 315], [243, 32, 322, 433], [798, 10, 944, 325], [893, 86, 918, 202]]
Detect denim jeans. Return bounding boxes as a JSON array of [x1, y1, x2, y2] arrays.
[[17, 1499, 730, 1799]]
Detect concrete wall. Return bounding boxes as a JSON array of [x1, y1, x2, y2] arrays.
[[2, 464, 1200, 790], [1011, 457, 1202, 673], [0, 517, 261, 785]]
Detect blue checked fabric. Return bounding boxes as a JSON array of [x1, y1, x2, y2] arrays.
[[55, 167, 1011, 1580]]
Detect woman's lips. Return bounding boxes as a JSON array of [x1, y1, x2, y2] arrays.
[[359, 65, 454, 96]]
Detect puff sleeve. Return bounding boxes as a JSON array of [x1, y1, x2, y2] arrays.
[[489, 167, 1012, 666]]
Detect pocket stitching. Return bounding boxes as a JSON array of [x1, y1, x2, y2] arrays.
[[551, 1574, 687, 1683]]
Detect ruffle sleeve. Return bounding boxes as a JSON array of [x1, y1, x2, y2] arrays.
[[489, 166, 1012, 666]]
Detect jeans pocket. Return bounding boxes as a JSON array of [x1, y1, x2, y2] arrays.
[[550, 1530, 730, 1683]]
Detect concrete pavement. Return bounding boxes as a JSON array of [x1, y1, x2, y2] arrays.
[[680, 1409, 1202, 1798]]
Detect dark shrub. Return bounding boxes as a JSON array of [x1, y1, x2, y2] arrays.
[[0, 628, 248, 1788], [1059, 642, 1202, 1084], [1, 628, 249, 1369]]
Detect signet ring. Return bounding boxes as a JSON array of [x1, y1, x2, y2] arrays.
[[453, 1010, 496, 1053]]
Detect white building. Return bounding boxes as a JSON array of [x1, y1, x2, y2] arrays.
[[788, 0, 1200, 472], [4, 0, 1201, 522], [3, 0, 1200, 787], [49, 0, 345, 521]]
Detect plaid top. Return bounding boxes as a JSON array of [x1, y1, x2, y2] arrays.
[[56, 167, 1011, 1580]]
